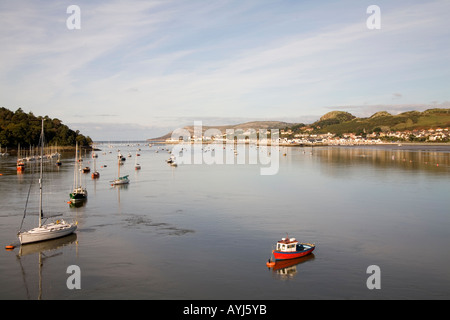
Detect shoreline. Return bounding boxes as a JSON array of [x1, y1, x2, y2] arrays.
[[154, 140, 450, 147], [2, 145, 93, 155], [146, 140, 450, 153]]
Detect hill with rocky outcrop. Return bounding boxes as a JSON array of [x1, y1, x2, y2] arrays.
[[311, 108, 450, 134]]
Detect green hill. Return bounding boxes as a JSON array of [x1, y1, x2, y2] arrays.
[[310, 108, 450, 135], [149, 108, 450, 141], [0, 107, 92, 148]]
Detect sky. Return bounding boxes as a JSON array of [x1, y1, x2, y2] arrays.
[[1, 0, 449, 141]]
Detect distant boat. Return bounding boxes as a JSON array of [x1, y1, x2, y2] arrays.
[[135, 151, 141, 170], [166, 156, 174, 163], [17, 160, 25, 172], [118, 152, 126, 162], [267, 235, 315, 263], [112, 175, 130, 185], [91, 151, 100, 179], [166, 154, 177, 166], [55, 152, 62, 166], [18, 120, 77, 245], [111, 153, 129, 186], [0, 145, 9, 156], [17, 144, 25, 172], [69, 142, 88, 203]]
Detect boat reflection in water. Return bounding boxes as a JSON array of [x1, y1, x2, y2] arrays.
[[17, 234, 78, 300], [69, 198, 87, 208], [267, 254, 315, 280], [18, 233, 77, 256]]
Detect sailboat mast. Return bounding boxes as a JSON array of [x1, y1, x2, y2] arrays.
[[118, 155, 120, 177], [73, 142, 78, 189], [39, 119, 44, 227]]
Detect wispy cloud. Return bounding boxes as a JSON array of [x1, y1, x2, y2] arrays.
[[392, 93, 403, 100], [1, 0, 449, 139]]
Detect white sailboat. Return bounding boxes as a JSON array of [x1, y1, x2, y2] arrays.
[[18, 120, 77, 245], [111, 152, 129, 185]]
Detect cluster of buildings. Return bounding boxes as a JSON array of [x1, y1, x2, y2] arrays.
[[166, 127, 449, 146], [371, 128, 449, 142], [280, 127, 449, 145]]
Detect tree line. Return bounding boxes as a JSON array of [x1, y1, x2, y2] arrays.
[[0, 107, 92, 148]]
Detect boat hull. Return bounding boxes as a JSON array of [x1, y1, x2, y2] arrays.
[[112, 175, 129, 185], [70, 193, 88, 201], [112, 180, 129, 185], [18, 222, 77, 245], [273, 244, 315, 261]]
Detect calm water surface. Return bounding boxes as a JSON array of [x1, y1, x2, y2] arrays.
[[1, 143, 449, 300]]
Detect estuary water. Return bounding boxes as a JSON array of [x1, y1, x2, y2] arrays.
[[0, 143, 449, 300]]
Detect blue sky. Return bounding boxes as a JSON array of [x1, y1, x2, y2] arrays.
[[1, 0, 449, 140]]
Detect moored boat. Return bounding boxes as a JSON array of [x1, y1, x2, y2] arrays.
[[17, 160, 25, 172], [19, 220, 77, 245], [134, 151, 141, 170], [111, 175, 129, 185], [269, 235, 315, 262], [91, 151, 100, 178], [111, 154, 130, 186], [18, 120, 77, 245], [69, 142, 88, 203], [17, 144, 25, 172], [70, 186, 88, 201]]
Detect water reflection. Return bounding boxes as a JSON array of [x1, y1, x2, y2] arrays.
[[311, 146, 449, 176], [18, 233, 77, 256], [2, 143, 450, 299], [16, 234, 78, 300], [69, 199, 87, 208], [267, 254, 315, 281]]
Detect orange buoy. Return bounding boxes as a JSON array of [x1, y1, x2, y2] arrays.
[[266, 259, 276, 267], [5, 245, 15, 250]]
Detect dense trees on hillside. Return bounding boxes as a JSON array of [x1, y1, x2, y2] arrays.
[[0, 107, 92, 148]]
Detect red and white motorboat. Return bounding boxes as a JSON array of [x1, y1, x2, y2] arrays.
[[268, 236, 315, 264]]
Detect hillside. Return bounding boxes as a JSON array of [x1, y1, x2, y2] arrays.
[[0, 107, 92, 148], [310, 108, 450, 135], [149, 108, 450, 141]]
